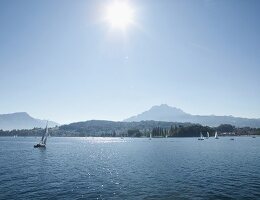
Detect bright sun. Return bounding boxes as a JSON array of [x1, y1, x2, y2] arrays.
[[105, 1, 134, 30]]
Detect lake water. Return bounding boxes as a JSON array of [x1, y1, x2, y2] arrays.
[[0, 137, 260, 199]]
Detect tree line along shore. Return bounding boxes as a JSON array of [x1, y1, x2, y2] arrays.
[[0, 120, 260, 137]]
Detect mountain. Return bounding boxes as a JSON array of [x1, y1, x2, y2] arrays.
[[125, 104, 191, 122], [124, 104, 260, 128], [0, 112, 59, 130]]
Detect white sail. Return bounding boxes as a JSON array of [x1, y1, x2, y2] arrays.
[[198, 132, 204, 140], [40, 131, 45, 143], [149, 132, 152, 140], [40, 121, 48, 145], [207, 132, 210, 138], [215, 131, 218, 139], [43, 124, 48, 144]]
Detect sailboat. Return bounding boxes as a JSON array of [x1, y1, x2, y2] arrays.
[[206, 132, 210, 139], [149, 133, 152, 140], [34, 121, 48, 148], [215, 131, 219, 139], [198, 132, 204, 140]]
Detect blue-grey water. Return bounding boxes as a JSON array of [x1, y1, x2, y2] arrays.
[[0, 137, 260, 200]]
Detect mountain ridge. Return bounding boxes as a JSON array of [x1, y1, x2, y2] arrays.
[[0, 112, 59, 130], [124, 104, 260, 128]]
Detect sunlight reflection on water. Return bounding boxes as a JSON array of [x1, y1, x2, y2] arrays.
[[84, 137, 127, 144]]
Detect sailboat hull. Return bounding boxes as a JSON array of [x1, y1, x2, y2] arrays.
[[34, 143, 46, 148]]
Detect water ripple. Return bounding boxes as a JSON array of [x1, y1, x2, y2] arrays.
[[0, 137, 260, 199]]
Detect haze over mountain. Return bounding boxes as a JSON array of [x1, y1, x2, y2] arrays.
[[0, 112, 59, 131], [124, 104, 260, 128]]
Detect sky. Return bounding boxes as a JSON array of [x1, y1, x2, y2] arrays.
[[0, 0, 260, 124]]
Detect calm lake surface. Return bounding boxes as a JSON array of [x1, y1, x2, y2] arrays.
[[0, 137, 260, 200]]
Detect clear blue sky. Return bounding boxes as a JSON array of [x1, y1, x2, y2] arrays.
[[0, 0, 259, 124]]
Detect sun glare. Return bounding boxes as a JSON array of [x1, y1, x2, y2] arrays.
[[105, 1, 134, 30]]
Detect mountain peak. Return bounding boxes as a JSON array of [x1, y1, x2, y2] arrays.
[[11, 112, 30, 116], [124, 104, 189, 122], [158, 104, 170, 107], [152, 104, 171, 109], [151, 104, 185, 113], [0, 112, 31, 118], [0, 112, 59, 130]]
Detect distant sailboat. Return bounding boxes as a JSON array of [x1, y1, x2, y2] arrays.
[[198, 132, 204, 140], [34, 121, 48, 148], [206, 132, 210, 139], [149, 133, 152, 140], [215, 131, 219, 139]]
